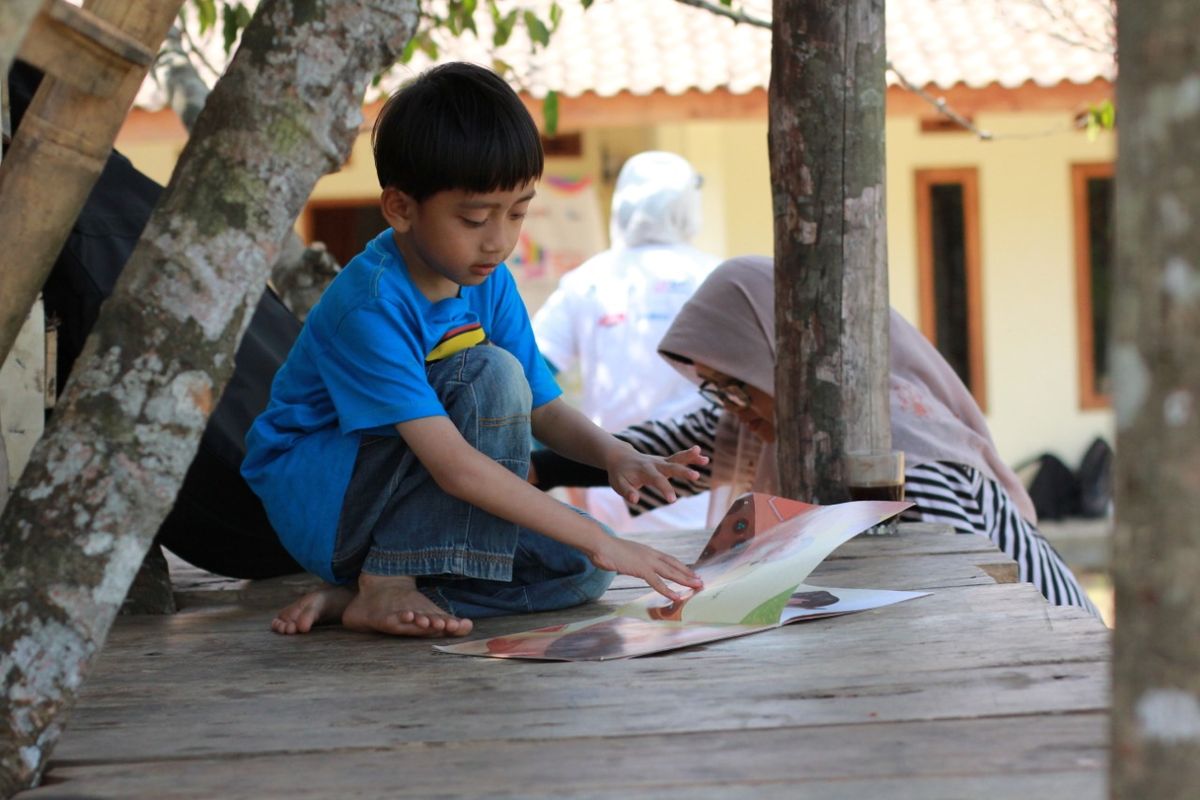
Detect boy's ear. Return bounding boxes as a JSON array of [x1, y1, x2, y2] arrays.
[[380, 187, 418, 232]]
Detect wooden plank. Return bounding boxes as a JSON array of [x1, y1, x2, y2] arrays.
[[31, 525, 1108, 798], [31, 713, 1106, 799], [17, 0, 156, 97], [56, 606, 1107, 763]]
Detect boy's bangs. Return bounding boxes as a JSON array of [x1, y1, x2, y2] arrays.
[[434, 119, 543, 195]]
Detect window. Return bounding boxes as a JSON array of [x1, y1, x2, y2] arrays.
[[304, 201, 388, 267], [915, 168, 986, 410], [1072, 163, 1114, 409]]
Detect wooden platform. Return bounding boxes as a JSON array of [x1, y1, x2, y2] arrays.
[[21, 524, 1110, 799]]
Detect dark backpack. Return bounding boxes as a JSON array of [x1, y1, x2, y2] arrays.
[[1076, 437, 1114, 518], [1027, 453, 1081, 520]]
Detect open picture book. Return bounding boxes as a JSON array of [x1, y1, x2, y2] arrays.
[[436, 492, 928, 661]]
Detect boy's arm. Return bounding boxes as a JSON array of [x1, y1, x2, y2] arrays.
[[530, 398, 707, 506], [395, 415, 702, 600]]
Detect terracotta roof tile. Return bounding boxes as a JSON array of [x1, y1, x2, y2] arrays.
[[398, 0, 1113, 96], [136, 0, 1114, 109]]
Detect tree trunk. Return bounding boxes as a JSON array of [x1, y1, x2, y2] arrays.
[[0, 1, 418, 794], [0, 1, 183, 368], [769, 0, 890, 502], [1110, 0, 1200, 796], [155, 27, 342, 320]]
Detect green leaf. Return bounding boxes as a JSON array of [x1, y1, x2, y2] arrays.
[[400, 34, 419, 63], [195, 0, 217, 34], [492, 57, 514, 78], [524, 11, 550, 47], [418, 33, 439, 60], [494, 9, 518, 46], [1084, 99, 1116, 141], [549, 2, 563, 32], [220, 3, 252, 54], [221, 5, 238, 53], [581, 0, 594, 8], [543, 90, 559, 137]]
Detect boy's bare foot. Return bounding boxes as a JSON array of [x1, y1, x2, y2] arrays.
[[342, 574, 473, 638], [271, 584, 356, 635]]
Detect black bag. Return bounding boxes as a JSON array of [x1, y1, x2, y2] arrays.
[[1076, 437, 1114, 519], [1027, 453, 1081, 521]]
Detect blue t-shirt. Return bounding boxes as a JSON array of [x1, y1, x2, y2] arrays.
[[241, 230, 560, 581]]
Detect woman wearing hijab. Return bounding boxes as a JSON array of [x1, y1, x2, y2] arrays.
[[532, 256, 1098, 614]]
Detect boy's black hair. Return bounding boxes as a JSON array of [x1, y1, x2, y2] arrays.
[[372, 62, 544, 200]]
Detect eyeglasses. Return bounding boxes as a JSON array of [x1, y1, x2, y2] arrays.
[[698, 378, 752, 410]]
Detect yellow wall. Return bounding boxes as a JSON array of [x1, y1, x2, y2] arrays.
[[115, 106, 1116, 469]]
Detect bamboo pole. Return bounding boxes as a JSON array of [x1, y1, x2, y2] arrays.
[[0, 1, 182, 367]]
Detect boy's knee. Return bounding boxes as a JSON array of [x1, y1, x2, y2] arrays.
[[575, 563, 616, 602], [459, 345, 532, 415]]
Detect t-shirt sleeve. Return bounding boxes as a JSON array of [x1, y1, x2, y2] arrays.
[[316, 304, 444, 434], [530, 282, 578, 373], [489, 268, 562, 409]]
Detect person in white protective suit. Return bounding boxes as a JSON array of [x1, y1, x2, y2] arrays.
[[532, 151, 719, 532]]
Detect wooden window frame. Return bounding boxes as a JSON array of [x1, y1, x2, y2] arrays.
[[1072, 162, 1115, 410], [915, 167, 987, 411]]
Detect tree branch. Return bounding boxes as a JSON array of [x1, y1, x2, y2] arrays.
[[672, 0, 771, 28]]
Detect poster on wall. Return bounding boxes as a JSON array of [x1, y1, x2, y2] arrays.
[[506, 174, 606, 315]]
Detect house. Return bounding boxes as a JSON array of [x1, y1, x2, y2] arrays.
[[114, 0, 1116, 472]]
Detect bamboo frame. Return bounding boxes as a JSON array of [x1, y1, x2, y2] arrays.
[[1071, 162, 1115, 410], [0, 0, 184, 366], [915, 167, 987, 411]]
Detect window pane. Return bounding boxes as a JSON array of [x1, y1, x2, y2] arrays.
[[930, 183, 972, 390], [1086, 177, 1113, 395]]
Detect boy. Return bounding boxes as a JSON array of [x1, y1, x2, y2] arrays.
[[242, 63, 705, 638]]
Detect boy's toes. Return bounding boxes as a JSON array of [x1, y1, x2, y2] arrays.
[[446, 617, 473, 637]]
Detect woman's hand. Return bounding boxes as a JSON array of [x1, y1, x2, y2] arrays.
[[588, 535, 704, 601], [605, 444, 708, 506]]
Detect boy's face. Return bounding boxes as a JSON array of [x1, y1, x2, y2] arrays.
[[383, 182, 536, 301]]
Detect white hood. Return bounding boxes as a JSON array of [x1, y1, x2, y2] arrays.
[[609, 151, 703, 249]]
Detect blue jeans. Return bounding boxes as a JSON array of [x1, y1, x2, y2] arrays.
[[331, 344, 614, 618]]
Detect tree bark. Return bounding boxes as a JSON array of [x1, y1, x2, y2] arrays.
[[1110, 0, 1200, 795], [155, 26, 342, 320], [0, 1, 183, 368], [0, 1, 418, 794], [769, 0, 890, 502]]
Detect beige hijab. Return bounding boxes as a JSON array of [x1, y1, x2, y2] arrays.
[[658, 256, 1038, 526]]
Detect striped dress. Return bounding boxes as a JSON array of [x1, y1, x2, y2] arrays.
[[615, 406, 1099, 616]]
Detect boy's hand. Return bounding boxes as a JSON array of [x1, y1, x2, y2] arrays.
[[589, 536, 703, 601], [606, 445, 708, 506]]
